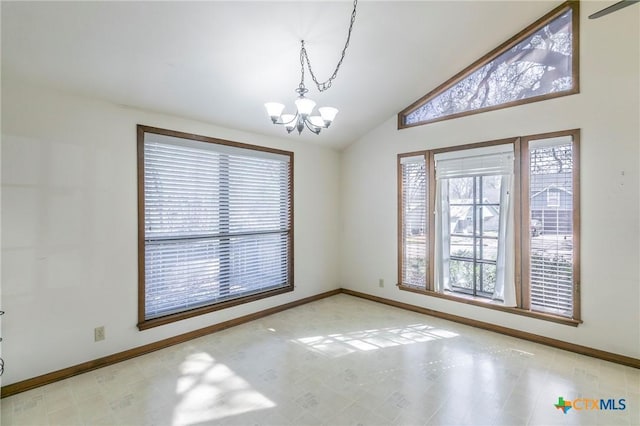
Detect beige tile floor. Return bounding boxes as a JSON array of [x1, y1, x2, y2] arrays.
[[1, 294, 638, 426]]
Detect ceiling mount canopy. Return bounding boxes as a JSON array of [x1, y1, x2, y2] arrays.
[[265, 0, 358, 135]]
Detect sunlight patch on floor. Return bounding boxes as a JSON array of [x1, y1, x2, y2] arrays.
[[172, 352, 275, 426], [293, 323, 459, 357]]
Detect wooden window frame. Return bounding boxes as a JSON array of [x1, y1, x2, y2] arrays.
[[397, 151, 431, 291], [397, 130, 581, 327], [520, 129, 580, 320], [137, 125, 294, 330], [398, 1, 580, 129]]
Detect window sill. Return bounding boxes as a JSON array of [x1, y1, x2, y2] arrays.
[[138, 285, 294, 330], [397, 284, 581, 327]]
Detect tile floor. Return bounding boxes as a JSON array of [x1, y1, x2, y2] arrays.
[[1, 294, 638, 426]]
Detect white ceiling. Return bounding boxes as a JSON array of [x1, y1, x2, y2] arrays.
[[2, 0, 569, 150]]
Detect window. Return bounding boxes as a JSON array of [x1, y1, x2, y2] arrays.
[[522, 133, 579, 319], [398, 1, 579, 128], [434, 145, 514, 301], [446, 176, 501, 297], [397, 130, 580, 325], [398, 153, 428, 290], [137, 126, 293, 329]]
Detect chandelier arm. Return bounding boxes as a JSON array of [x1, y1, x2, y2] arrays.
[[303, 119, 322, 135], [300, 0, 357, 92], [279, 113, 298, 126]]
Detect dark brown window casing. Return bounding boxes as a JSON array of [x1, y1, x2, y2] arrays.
[[137, 125, 294, 330], [398, 1, 579, 129], [397, 130, 581, 326]]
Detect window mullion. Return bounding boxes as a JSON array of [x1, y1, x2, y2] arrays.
[[472, 177, 478, 297], [571, 135, 581, 321], [513, 138, 523, 308], [219, 153, 230, 297], [520, 139, 531, 310], [427, 152, 436, 291]]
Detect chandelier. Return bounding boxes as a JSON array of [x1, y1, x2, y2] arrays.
[[265, 0, 358, 135]]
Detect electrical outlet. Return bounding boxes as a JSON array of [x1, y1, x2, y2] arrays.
[[378, 278, 384, 288], [94, 326, 105, 342]]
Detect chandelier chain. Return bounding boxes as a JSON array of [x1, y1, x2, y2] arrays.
[[299, 0, 357, 92]]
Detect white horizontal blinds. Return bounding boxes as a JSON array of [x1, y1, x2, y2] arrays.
[[527, 136, 574, 316], [400, 155, 427, 288], [434, 144, 514, 179], [144, 136, 291, 320]]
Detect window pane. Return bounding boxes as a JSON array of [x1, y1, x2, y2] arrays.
[[402, 4, 575, 126], [528, 137, 574, 316], [141, 129, 293, 323], [449, 178, 473, 237], [450, 259, 474, 291], [228, 155, 291, 233], [480, 263, 497, 295], [145, 239, 223, 318], [451, 236, 474, 259], [144, 143, 224, 239], [449, 177, 474, 200], [400, 156, 427, 288], [477, 238, 498, 262], [446, 175, 502, 299], [479, 206, 500, 238], [228, 233, 290, 295], [480, 175, 502, 204]]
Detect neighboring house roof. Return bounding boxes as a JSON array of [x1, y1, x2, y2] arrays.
[[449, 200, 499, 221], [531, 184, 573, 199]]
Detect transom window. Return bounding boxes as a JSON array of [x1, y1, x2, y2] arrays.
[[398, 1, 579, 128], [137, 126, 293, 330], [398, 130, 580, 325]]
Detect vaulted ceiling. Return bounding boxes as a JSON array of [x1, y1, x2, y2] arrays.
[[3, 1, 572, 149]]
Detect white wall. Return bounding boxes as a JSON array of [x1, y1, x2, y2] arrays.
[[0, 79, 341, 385], [2, 3, 638, 390], [340, 8, 640, 358]]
